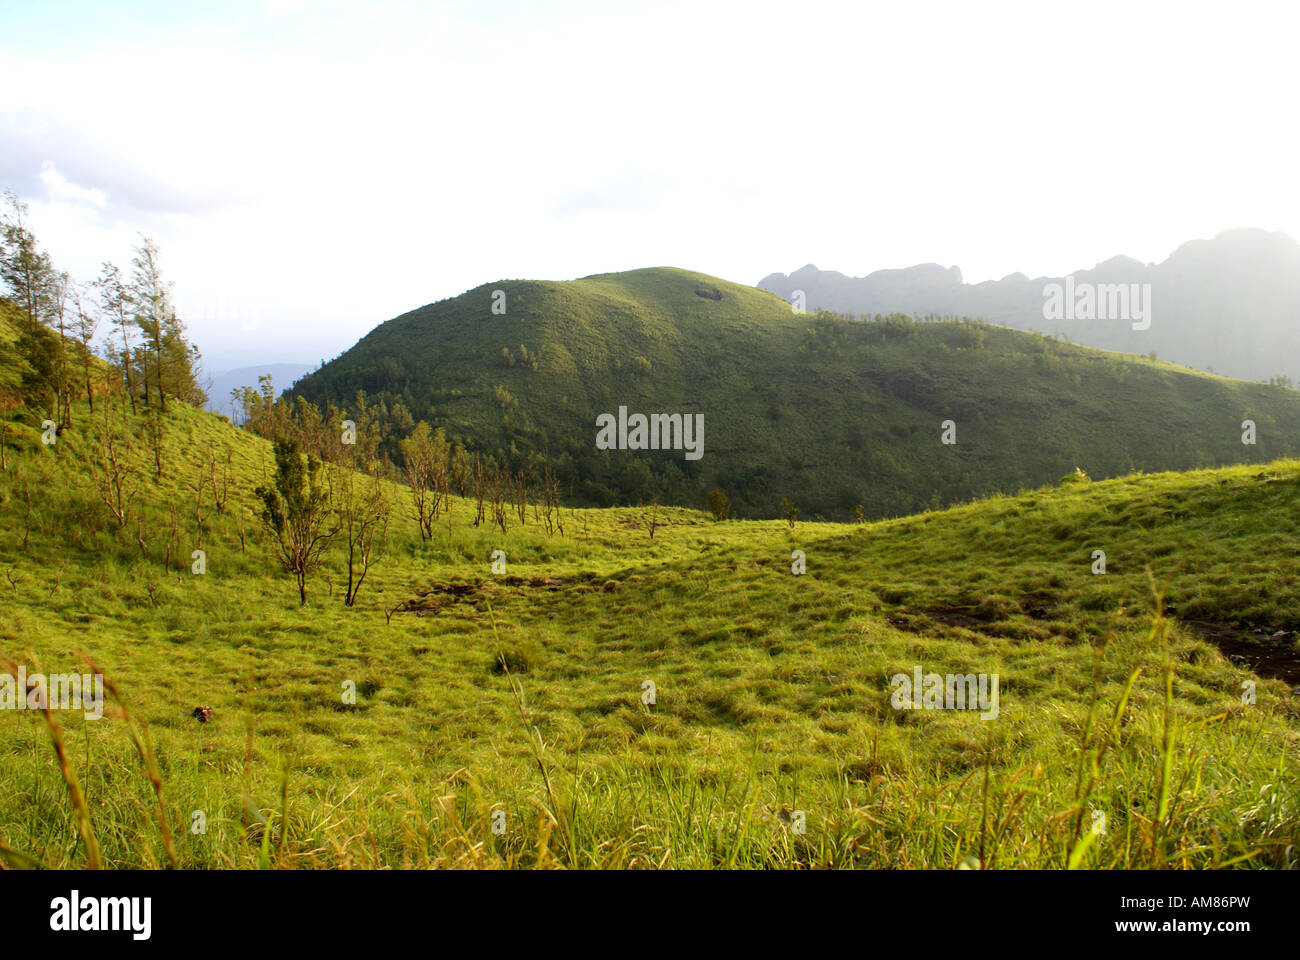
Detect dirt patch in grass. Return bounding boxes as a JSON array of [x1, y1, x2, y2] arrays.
[[394, 575, 598, 615], [395, 581, 479, 615], [885, 609, 993, 640], [1181, 620, 1300, 686], [886, 596, 1058, 640]]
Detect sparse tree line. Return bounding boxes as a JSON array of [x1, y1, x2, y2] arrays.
[[4, 388, 394, 610], [235, 384, 573, 544], [1, 188, 211, 578], [799, 310, 993, 356], [244, 377, 734, 522], [0, 188, 395, 609], [2, 388, 243, 588], [0, 189, 206, 451], [246, 418, 573, 606], [230, 377, 585, 604]]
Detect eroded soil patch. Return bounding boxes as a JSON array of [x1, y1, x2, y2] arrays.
[[884, 598, 1058, 641], [394, 574, 598, 616], [1181, 620, 1300, 685]]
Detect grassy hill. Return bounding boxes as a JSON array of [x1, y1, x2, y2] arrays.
[[287, 267, 1300, 519], [1, 398, 1296, 868]]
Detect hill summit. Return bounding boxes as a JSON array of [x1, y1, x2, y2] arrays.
[[287, 266, 1300, 519]]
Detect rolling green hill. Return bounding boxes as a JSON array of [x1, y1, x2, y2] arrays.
[[288, 267, 1300, 519], [0, 398, 1297, 868]]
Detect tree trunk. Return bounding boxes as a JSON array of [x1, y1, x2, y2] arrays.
[[345, 538, 356, 606], [155, 321, 166, 412], [122, 326, 136, 415]]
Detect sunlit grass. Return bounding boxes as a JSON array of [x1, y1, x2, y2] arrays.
[[0, 400, 1296, 868]]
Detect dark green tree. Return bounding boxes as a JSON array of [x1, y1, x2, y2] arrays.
[[129, 236, 204, 410], [707, 487, 730, 521], [0, 191, 55, 337], [256, 438, 339, 605]]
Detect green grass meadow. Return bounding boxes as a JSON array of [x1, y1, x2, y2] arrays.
[[1, 400, 1297, 869]]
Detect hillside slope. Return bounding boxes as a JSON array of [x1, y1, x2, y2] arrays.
[[0, 399, 1296, 868], [288, 267, 1300, 518]]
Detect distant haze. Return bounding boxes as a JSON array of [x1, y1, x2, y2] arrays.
[[760, 229, 1300, 384], [204, 363, 315, 417]]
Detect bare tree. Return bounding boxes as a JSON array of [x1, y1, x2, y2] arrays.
[[514, 470, 529, 526], [70, 281, 99, 412], [541, 465, 563, 536], [90, 397, 133, 528], [96, 261, 136, 416], [50, 271, 71, 427], [472, 454, 487, 527], [334, 465, 390, 607], [400, 422, 449, 541], [490, 464, 509, 534], [645, 498, 661, 540], [144, 403, 164, 479], [208, 447, 230, 514]]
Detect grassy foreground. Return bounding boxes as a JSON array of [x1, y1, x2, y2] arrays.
[[0, 399, 1297, 868]]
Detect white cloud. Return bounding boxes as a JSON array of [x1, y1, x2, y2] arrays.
[[39, 161, 107, 211], [3, 0, 1299, 370]]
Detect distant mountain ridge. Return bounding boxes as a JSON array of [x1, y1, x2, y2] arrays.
[[758, 229, 1300, 383], [205, 362, 314, 417]]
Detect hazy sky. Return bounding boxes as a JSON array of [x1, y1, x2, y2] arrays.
[[3, 0, 1298, 372]]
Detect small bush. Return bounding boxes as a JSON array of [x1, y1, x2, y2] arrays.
[[707, 488, 730, 521], [781, 497, 799, 528]]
